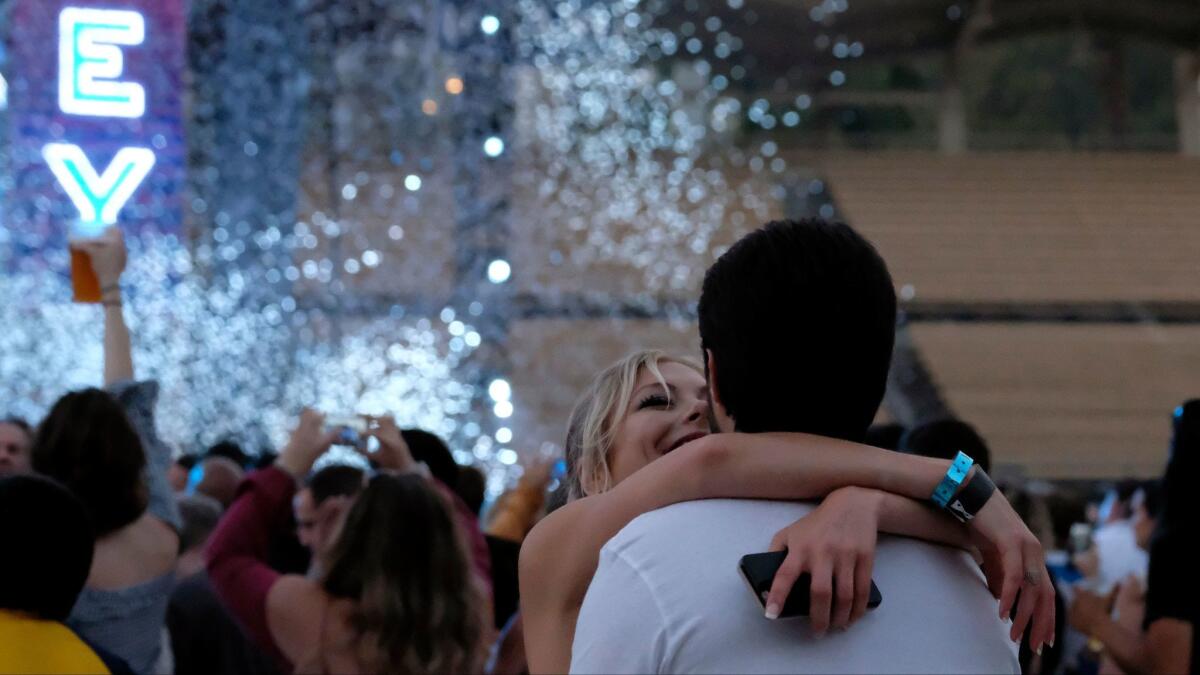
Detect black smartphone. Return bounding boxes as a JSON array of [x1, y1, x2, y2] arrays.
[[739, 551, 882, 619]]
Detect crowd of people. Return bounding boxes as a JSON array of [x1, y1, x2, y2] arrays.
[[1, 220, 1194, 674]]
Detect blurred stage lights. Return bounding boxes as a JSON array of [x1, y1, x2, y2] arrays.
[[493, 400, 514, 419], [483, 136, 505, 157], [488, 378, 512, 402], [487, 259, 511, 284], [480, 15, 501, 35], [445, 77, 464, 95], [404, 174, 422, 191]]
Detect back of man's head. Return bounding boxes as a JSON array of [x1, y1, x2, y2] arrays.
[[400, 429, 459, 487], [698, 218, 896, 441], [900, 418, 992, 473], [0, 474, 95, 621], [176, 493, 223, 554], [307, 464, 366, 505], [195, 456, 244, 508]]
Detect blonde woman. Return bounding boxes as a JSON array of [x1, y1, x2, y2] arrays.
[[520, 350, 1054, 673]]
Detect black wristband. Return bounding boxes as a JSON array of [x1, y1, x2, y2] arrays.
[[947, 468, 996, 523]]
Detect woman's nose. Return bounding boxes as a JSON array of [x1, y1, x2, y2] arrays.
[[685, 397, 708, 423]]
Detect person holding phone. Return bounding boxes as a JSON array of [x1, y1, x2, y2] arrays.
[[521, 221, 1055, 674], [206, 410, 489, 673], [552, 220, 1053, 674]]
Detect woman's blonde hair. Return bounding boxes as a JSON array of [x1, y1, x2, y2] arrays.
[[562, 349, 703, 500]]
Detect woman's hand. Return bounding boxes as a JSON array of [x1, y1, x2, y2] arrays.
[[764, 486, 882, 634], [277, 409, 339, 479], [967, 491, 1056, 652], [362, 416, 415, 473], [70, 226, 127, 292]]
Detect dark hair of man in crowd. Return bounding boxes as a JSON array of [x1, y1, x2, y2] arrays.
[[206, 440, 249, 469], [321, 472, 484, 672], [401, 428, 459, 488], [455, 465, 487, 517], [32, 389, 148, 536], [900, 418, 992, 473], [0, 474, 95, 621], [176, 494, 223, 554], [698, 218, 897, 441], [2, 417, 32, 435], [307, 464, 366, 505]]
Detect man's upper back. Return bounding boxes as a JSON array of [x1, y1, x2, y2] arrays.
[[571, 499, 1019, 674]]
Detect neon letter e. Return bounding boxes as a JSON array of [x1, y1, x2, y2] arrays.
[[58, 7, 147, 118]]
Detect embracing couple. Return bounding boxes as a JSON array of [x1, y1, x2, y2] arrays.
[[519, 218, 1056, 673]]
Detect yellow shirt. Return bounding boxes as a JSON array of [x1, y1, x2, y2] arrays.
[[0, 610, 109, 675]]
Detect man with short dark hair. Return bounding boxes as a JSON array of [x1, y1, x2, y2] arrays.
[[0, 474, 117, 672], [0, 418, 33, 476], [293, 464, 365, 562], [572, 219, 1023, 673]]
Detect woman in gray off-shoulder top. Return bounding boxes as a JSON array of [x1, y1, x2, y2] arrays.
[[30, 230, 181, 673]]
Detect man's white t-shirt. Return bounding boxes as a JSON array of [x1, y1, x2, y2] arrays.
[[571, 499, 1019, 674]]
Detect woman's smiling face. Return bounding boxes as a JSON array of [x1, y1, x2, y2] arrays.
[[607, 360, 711, 487]]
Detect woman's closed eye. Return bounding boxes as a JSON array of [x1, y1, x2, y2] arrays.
[[637, 393, 671, 410]]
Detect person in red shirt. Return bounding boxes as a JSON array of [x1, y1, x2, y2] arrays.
[[207, 410, 490, 673]]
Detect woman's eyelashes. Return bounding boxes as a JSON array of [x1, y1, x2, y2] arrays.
[[637, 392, 671, 410]]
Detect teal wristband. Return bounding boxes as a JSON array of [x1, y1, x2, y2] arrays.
[[931, 451, 974, 508]]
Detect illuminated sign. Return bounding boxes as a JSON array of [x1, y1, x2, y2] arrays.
[[4, 0, 184, 259], [58, 8, 147, 118], [42, 143, 155, 232], [44, 7, 152, 229]]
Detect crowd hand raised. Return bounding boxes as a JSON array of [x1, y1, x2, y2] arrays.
[[764, 486, 880, 634], [1112, 574, 1145, 627], [278, 409, 339, 479], [967, 492, 1056, 653], [362, 416, 415, 473], [520, 457, 556, 489], [69, 227, 127, 289]]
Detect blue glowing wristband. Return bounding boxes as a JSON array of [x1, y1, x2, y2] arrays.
[[931, 451, 974, 508]]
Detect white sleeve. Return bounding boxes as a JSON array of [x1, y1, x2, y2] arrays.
[[570, 546, 670, 675]]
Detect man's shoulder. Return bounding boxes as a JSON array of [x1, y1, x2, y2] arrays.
[[602, 498, 813, 558]]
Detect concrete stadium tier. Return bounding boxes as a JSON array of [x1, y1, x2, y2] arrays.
[[800, 151, 1200, 304], [912, 322, 1200, 479]]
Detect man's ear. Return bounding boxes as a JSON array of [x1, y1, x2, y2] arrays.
[[706, 349, 720, 408], [705, 349, 733, 432]]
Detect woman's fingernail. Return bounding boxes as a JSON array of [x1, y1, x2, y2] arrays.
[[1049, 638, 1056, 649], [1036, 645, 1044, 657], [765, 604, 780, 620]]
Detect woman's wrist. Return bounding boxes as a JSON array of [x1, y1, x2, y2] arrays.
[[100, 283, 122, 305], [834, 485, 885, 516], [276, 451, 311, 481]]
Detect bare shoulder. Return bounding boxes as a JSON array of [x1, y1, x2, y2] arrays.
[[521, 500, 591, 573], [88, 513, 179, 588], [267, 575, 326, 661]]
